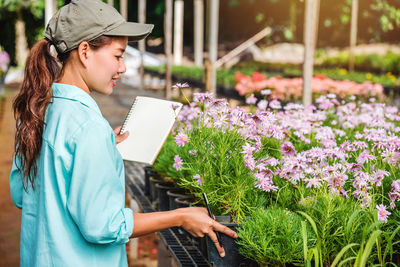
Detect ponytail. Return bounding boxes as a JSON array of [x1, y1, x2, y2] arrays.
[[13, 35, 117, 191], [13, 39, 59, 191]]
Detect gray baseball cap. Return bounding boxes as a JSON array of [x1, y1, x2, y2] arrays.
[[44, 0, 154, 53]]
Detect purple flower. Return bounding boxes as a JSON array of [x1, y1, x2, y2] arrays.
[[171, 103, 180, 110], [193, 174, 203, 185], [281, 142, 296, 157], [173, 155, 183, 170], [376, 204, 391, 223], [243, 154, 256, 170], [241, 143, 255, 156], [269, 99, 281, 109], [193, 92, 214, 104], [175, 132, 189, 147], [172, 82, 190, 89], [260, 89, 271, 96], [357, 151, 376, 164], [304, 177, 322, 188], [246, 94, 257, 105], [0, 51, 10, 72], [372, 170, 390, 187], [256, 179, 278, 192], [392, 180, 400, 192], [257, 100, 268, 110]]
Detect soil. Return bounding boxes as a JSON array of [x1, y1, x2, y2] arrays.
[[0, 87, 21, 266]]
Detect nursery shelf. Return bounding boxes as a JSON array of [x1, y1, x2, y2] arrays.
[[124, 162, 211, 267]]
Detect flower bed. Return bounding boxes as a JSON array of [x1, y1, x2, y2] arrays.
[[153, 86, 400, 266], [235, 72, 385, 101]]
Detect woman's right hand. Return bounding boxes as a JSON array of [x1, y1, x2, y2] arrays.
[[175, 207, 238, 258]]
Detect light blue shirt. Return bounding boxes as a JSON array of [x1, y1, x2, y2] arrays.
[[10, 83, 134, 267]]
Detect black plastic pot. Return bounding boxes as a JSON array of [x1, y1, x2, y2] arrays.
[[155, 182, 177, 211], [206, 217, 258, 267], [167, 189, 190, 210], [143, 166, 156, 196], [174, 196, 197, 209], [149, 176, 166, 202]]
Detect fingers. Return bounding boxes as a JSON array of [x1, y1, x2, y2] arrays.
[[113, 126, 123, 135], [212, 221, 238, 239], [115, 131, 129, 144], [207, 230, 226, 257]]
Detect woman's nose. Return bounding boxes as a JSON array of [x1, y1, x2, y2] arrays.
[[118, 59, 127, 74]]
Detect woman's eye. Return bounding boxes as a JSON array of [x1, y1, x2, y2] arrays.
[[116, 56, 123, 59]]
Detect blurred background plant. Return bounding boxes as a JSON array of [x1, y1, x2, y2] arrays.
[[0, 47, 10, 77]]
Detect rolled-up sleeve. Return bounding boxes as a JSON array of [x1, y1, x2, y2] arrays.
[[10, 156, 23, 209], [66, 119, 133, 245]]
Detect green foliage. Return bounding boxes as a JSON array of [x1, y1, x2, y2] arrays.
[[237, 206, 313, 266], [152, 135, 182, 179], [294, 193, 400, 266], [316, 50, 400, 75], [371, 0, 400, 32], [175, 125, 268, 221], [145, 60, 399, 91]]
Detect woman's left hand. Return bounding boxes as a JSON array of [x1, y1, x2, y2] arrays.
[[113, 126, 129, 145]]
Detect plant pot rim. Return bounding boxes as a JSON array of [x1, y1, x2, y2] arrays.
[[155, 182, 176, 190], [166, 189, 190, 197]]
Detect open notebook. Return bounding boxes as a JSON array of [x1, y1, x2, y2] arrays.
[[116, 96, 183, 164]]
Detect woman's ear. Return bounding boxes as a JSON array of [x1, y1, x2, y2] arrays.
[[77, 41, 91, 67]]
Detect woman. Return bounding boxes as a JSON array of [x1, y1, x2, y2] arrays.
[[10, 0, 236, 266]]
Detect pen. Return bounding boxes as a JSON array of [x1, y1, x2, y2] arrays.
[[202, 192, 222, 245]]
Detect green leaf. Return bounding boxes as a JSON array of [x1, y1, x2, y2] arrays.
[[331, 243, 358, 267], [360, 230, 382, 267], [297, 211, 319, 239]]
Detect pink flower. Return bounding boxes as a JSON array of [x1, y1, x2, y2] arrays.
[[269, 99, 281, 109], [193, 174, 203, 185], [305, 177, 322, 188], [372, 170, 390, 187], [261, 89, 271, 96], [392, 180, 400, 192], [357, 151, 376, 164], [243, 154, 256, 170], [173, 155, 183, 170], [0, 51, 10, 72], [246, 94, 257, 104], [281, 142, 296, 157], [241, 143, 255, 156], [256, 179, 278, 192], [171, 103, 180, 110], [175, 132, 189, 147], [172, 82, 189, 89], [376, 204, 391, 223], [257, 100, 268, 110]]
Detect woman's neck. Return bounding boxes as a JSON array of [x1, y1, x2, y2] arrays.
[[57, 59, 90, 94]]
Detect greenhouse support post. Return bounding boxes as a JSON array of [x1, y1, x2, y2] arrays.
[[302, 0, 319, 107], [120, 0, 127, 20], [165, 0, 173, 99], [45, 0, 57, 25], [138, 0, 146, 90], [349, 0, 358, 72], [194, 0, 204, 67], [206, 0, 219, 94], [173, 0, 184, 65]]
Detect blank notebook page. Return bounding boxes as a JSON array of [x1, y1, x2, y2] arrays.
[[116, 96, 182, 164]]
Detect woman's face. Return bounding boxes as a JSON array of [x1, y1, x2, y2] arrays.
[[85, 37, 128, 95]]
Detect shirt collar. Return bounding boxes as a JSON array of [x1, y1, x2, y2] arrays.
[[52, 83, 102, 115]]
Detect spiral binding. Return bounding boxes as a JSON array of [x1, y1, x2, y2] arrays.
[[120, 97, 139, 134]]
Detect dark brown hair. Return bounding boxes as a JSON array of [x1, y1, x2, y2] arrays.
[[13, 35, 117, 190]]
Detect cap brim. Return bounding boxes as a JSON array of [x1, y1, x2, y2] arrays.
[[105, 22, 154, 42]]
